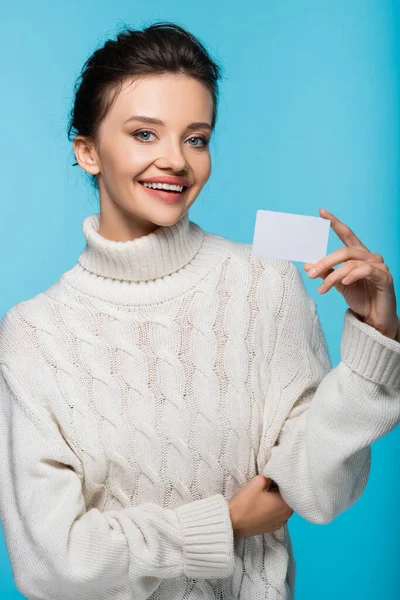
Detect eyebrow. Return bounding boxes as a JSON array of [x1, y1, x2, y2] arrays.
[[123, 115, 212, 130]]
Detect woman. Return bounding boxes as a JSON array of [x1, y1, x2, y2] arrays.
[[0, 21, 399, 600]]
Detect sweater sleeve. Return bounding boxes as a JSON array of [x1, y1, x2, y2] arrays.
[[0, 363, 235, 600], [260, 261, 400, 524]]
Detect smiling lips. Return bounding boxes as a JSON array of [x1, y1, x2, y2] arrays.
[[138, 180, 189, 204], [138, 175, 190, 187]]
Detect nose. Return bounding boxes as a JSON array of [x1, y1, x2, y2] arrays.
[[155, 138, 188, 172]]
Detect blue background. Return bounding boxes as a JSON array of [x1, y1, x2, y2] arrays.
[[1, 0, 399, 598]]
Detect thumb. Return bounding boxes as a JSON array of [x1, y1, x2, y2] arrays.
[[254, 474, 273, 490]]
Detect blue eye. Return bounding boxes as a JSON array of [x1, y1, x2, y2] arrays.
[[188, 136, 209, 148], [134, 131, 156, 142], [132, 130, 209, 148]]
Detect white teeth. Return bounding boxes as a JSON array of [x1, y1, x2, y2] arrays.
[[142, 182, 184, 192]]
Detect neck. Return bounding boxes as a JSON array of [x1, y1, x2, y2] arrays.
[[97, 207, 162, 242]]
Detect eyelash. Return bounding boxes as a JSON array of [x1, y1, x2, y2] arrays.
[[131, 130, 209, 148]]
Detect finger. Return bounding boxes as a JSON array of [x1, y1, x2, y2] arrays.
[[304, 248, 381, 276], [319, 208, 370, 252], [318, 261, 392, 294], [263, 492, 288, 512], [317, 261, 364, 294], [256, 475, 273, 489], [341, 263, 394, 288]]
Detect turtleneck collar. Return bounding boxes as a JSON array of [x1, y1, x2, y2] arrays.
[[78, 212, 205, 282], [46, 211, 230, 306]]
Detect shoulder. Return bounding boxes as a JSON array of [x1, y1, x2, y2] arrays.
[[205, 229, 306, 290], [203, 229, 315, 324], [0, 292, 54, 366]]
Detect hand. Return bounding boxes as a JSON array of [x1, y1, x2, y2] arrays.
[[303, 208, 398, 340], [228, 475, 293, 539]]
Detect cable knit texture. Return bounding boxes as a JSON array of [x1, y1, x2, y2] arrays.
[[0, 211, 400, 600]]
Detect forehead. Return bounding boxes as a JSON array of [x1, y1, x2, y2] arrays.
[[105, 73, 213, 124]]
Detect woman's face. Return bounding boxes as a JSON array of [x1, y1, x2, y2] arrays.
[[74, 73, 214, 240]]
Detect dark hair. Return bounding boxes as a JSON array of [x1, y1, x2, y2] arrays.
[[67, 21, 223, 188]]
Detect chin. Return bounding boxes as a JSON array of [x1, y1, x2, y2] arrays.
[[142, 205, 190, 229], [150, 211, 187, 228]]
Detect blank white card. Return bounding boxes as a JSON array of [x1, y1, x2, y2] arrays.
[[251, 209, 331, 264]]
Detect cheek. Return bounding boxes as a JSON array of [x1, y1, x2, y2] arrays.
[[191, 152, 211, 184], [124, 152, 151, 177], [103, 139, 151, 178]]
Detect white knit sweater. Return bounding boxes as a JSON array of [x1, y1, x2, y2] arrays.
[[1, 212, 400, 600]]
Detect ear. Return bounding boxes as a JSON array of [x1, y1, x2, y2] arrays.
[[73, 136, 101, 175]]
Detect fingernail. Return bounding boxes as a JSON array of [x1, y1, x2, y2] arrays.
[[308, 268, 317, 277]]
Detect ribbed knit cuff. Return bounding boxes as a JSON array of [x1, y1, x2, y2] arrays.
[[175, 494, 235, 580], [341, 309, 400, 389]]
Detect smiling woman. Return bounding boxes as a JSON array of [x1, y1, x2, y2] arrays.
[[68, 24, 218, 240], [72, 72, 214, 238], [1, 19, 400, 600]]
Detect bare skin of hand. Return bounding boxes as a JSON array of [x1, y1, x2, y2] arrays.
[[228, 474, 294, 539], [304, 208, 398, 340]]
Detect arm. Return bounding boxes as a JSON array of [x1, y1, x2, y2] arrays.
[[260, 261, 400, 524], [0, 363, 234, 600]]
